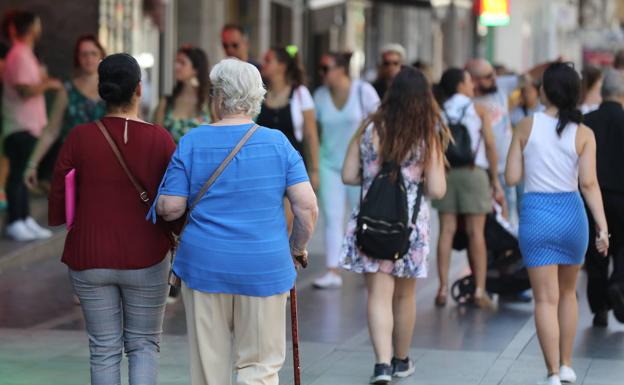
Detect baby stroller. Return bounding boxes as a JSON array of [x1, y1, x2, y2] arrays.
[[450, 204, 531, 304]]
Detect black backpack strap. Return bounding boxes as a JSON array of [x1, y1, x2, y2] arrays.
[[457, 103, 471, 122], [411, 181, 425, 225], [443, 103, 470, 125]]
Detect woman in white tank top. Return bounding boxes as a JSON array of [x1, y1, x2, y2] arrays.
[[505, 63, 609, 385]]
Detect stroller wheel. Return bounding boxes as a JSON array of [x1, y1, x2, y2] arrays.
[[451, 275, 476, 304]]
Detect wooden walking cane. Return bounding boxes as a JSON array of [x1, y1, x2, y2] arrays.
[[290, 285, 302, 385], [291, 253, 308, 385]]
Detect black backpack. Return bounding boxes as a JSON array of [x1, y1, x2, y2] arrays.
[[356, 162, 425, 261], [444, 104, 476, 167]]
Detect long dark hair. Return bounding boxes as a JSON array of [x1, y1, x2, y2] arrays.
[[272, 46, 306, 87], [369, 67, 449, 169], [543, 62, 583, 136], [169, 45, 210, 113], [434, 67, 465, 105], [73, 34, 106, 69]]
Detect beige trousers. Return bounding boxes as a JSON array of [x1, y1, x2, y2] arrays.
[[181, 282, 288, 385]]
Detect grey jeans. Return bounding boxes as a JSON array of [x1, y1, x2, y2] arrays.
[[69, 256, 170, 385]]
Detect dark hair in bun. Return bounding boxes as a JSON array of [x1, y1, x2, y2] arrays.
[[98, 53, 141, 109]]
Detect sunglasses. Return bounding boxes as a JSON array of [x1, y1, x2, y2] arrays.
[[222, 43, 239, 50], [382, 60, 400, 67], [319, 65, 335, 74]]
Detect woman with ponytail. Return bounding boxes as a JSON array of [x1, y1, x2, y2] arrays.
[[505, 62, 609, 385], [258, 46, 320, 190]]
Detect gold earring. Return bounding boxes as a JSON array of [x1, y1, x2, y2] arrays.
[[190, 76, 199, 87]]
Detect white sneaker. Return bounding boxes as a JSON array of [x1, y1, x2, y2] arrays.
[[560, 366, 577, 383], [6, 220, 37, 242], [539, 375, 562, 385], [24, 217, 52, 239], [313, 271, 343, 289]]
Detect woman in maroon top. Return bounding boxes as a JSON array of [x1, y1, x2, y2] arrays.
[[48, 53, 175, 385]]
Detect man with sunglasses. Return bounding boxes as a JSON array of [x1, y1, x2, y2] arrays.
[[221, 23, 261, 71], [466, 58, 551, 220], [372, 43, 405, 100]]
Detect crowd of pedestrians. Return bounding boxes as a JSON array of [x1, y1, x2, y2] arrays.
[[2, 7, 624, 385]]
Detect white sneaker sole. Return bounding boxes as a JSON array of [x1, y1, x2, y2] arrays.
[[560, 374, 576, 383], [7, 236, 36, 242], [6, 232, 37, 242], [370, 374, 391, 384], [394, 365, 415, 378]]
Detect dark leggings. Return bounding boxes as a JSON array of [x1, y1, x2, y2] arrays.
[[4, 131, 37, 224]]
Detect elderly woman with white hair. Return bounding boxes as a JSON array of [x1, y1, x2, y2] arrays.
[[151, 58, 318, 385]]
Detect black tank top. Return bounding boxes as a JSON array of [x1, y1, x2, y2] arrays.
[[256, 87, 303, 154]]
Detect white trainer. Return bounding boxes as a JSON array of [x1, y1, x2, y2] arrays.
[[539, 375, 562, 385], [24, 217, 52, 239], [313, 271, 343, 289], [560, 366, 577, 383], [6, 220, 37, 242]]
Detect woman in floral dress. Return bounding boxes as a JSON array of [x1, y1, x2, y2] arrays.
[[341, 66, 449, 384]]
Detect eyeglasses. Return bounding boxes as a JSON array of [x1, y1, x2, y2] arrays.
[[222, 42, 239, 50], [382, 61, 400, 67], [479, 72, 495, 80]]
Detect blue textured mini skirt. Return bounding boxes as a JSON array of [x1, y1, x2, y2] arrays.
[[519, 192, 589, 268]]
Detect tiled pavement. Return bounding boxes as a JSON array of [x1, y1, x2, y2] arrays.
[[0, 205, 623, 384]]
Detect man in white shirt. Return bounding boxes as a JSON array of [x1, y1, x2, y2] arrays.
[[466, 58, 551, 219]]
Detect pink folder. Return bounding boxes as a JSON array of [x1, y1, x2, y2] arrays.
[[65, 169, 76, 230]]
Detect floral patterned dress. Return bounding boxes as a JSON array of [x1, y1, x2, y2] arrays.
[[340, 124, 430, 278], [61, 81, 106, 139], [163, 104, 210, 144]]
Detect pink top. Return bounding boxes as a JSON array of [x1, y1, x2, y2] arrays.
[[1, 42, 47, 137]]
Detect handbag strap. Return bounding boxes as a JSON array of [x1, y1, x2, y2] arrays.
[[180, 124, 259, 232], [95, 120, 150, 206]]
